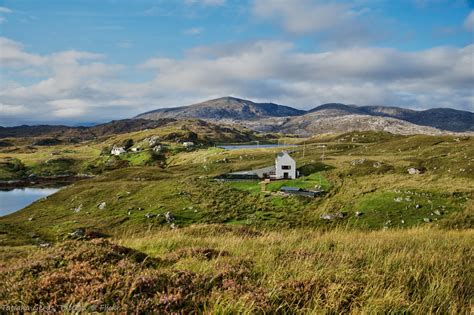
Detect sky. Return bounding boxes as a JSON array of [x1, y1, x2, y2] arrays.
[[0, 0, 473, 126]]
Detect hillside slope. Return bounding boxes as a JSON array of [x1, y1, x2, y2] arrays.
[[276, 113, 446, 136], [309, 104, 474, 132], [136, 97, 473, 134], [0, 119, 176, 140], [135, 96, 305, 120]]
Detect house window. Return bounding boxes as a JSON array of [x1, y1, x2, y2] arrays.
[[282, 165, 291, 170]]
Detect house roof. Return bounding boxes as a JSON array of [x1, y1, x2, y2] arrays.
[[228, 166, 275, 177], [280, 186, 303, 192], [276, 151, 295, 162]]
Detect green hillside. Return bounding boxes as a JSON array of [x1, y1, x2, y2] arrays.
[[0, 128, 472, 312]]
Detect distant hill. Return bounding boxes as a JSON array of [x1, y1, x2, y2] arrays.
[[135, 96, 305, 120], [0, 119, 176, 139], [275, 113, 445, 136], [136, 97, 473, 134], [2, 98, 472, 139], [308, 104, 474, 132]]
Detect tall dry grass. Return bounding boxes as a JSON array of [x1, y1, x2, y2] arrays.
[[118, 225, 473, 313]]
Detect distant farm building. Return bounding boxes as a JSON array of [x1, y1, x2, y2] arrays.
[[182, 141, 194, 148], [111, 147, 126, 156]]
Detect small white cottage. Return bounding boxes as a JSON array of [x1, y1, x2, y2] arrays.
[[111, 147, 126, 156], [275, 152, 297, 179]]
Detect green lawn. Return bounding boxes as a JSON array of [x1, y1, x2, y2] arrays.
[[228, 172, 331, 194]]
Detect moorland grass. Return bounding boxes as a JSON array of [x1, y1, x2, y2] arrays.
[[1, 225, 471, 313]]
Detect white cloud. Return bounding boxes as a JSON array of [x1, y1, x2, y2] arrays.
[[0, 37, 46, 67], [252, 0, 354, 34], [0, 6, 12, 24], [183, 27, 204, 35], [0, 37, 473, 126], [48, 99, 90, 118], [464, 11, 474, 31], [251, 0, 384, 47], [0, 6, 12, 13], [185, 0, 225, 6], [0, 103, 28, 115], [140, 41, 474, 110]]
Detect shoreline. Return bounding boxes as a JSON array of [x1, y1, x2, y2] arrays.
[[0, 174, 94, 189]]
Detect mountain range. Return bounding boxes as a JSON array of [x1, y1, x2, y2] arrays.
[[136, 97, 473, 135], [1, 97, 472, 139]]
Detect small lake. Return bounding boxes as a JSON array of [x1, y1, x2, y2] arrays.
[[218, 144, 297, 150], [0, 187, 60, 216]]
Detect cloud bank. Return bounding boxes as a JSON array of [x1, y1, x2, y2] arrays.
[[0, 36, 473, 126]]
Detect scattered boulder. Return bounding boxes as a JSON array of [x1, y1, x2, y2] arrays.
[[434, 210, 442, 216], [355, 211, 363, 217], [28, 217, 34, 222], [423, 218, 431, 223], [152, 145, 163, 153], [350, 159, 366, 166], [372, 162, 382, 168], [415, 204, 421, 209], [165, 211, 175, 223], [408, 168, 422, 175], [73, 204, 82, 213], [145, 213, 156, 219], [97, 202, 106, 210], [68, 228, 86, 239], [38, 242, 51, 248], [320, 212, 345, 220], [393, 197, 403, 202]]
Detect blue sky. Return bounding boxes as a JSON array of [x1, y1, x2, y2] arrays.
[[0, 0, 473, 125]]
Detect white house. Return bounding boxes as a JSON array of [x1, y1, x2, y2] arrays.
[[275, 152, 297, 179], [111, 147, 126, 156]]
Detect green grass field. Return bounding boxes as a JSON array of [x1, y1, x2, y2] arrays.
[[0, 129, 472, 312]]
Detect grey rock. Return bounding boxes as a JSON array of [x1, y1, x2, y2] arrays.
[[320, 212, 345, 220], [73, 204, 82, 213], [165, 211, 175, 223], [355, 211, 363, 217], [372, 162, 382, 168], [434, 210, 442, 216], [408, 168, 422, 175], [423, 218, 431, 223], [69, 228, 85, 238], [97, 202, 106, 210], [145, 213, 156, 219]]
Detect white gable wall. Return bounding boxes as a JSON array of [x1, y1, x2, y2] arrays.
[[275, 153, 296, 179]]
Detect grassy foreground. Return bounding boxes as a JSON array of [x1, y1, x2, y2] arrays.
[[1, 225, 472, 313]]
